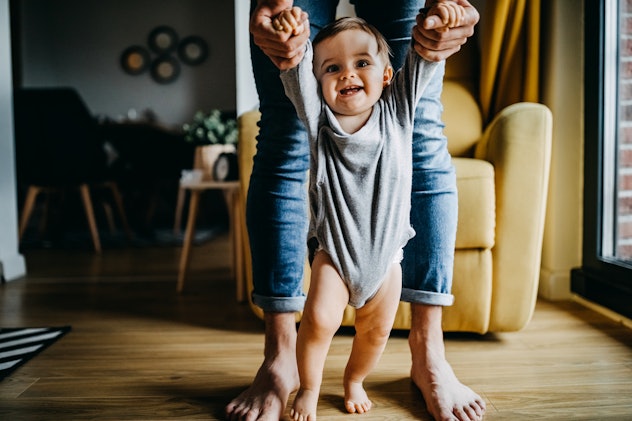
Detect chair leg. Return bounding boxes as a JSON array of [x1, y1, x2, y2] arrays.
[[177, 189, 201, 293], [222, 189, 236, 280], [105, 182, 133, 241], [19, 186, 42, 241], [37, 188, 53, 236], [231, 189, 245, 302], [102, 202, 117, 234], [78, 183, 102, 253], [144, 185, 160, 232], [173, 186, 186, 236]]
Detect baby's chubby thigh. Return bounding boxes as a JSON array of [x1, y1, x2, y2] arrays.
[[303, 250, 350, 332], [354, 261, 403, 338]]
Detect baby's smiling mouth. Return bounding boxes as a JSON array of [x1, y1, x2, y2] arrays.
[[340, 85, 363, 96]]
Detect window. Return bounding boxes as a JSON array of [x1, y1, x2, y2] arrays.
[[572, 0, 632, 319]]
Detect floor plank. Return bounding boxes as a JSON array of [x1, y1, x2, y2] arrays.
[[1, 235, 632, 420]]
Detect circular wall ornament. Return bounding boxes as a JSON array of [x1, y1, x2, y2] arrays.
[[150, 56, 180, 84], [120, 46, 151, 75], [148, 26, 179, 54], [178, 36, 209, 66]]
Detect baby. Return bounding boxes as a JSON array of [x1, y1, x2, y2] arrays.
[[273, 2, 464, 420]]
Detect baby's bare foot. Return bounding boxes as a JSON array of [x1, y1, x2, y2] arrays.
[[290, 388, 319, 421], [344, 380, 372, 414]]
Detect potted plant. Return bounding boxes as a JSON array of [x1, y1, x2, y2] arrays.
[[183, 109, 238, 181]]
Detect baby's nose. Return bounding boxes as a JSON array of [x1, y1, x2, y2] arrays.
[[340, 69, 355, 80]]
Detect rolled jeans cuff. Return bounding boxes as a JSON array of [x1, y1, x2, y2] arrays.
[[252, 293, 306, 313], [401, 287, 454, 306]]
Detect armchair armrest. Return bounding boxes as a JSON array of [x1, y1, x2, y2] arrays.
[[475, 102, 553, 331], [237, 110, 260, 199], [237, 110, 260, 307]]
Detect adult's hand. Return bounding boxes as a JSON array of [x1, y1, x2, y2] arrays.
[[412, 0, 479, 62], [250, 0, 310, 70]]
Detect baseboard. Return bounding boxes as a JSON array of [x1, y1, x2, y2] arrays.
[[0, 252, 26, 282], [573, 294, 632, 329], [538, 268, 572, 300]]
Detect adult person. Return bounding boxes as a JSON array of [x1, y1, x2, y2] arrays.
[[277, 6, 466, 419], [226, 1, 484, 420]]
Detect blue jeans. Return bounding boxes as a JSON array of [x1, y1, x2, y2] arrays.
[[247, 0, 457, 312]]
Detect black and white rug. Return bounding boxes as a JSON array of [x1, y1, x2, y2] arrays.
[[0, 326, 71, 381]]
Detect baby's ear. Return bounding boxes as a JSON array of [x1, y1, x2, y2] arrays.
[[383, 66, 394, 86]]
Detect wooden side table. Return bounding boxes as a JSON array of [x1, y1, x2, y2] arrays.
[[176, 180, 245, 302]]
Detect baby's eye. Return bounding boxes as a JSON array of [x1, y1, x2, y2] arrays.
[[325, 64, 339, 73], [357, 60, 370, 68]]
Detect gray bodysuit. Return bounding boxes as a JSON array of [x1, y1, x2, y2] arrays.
[[281, 41, 438, 308]]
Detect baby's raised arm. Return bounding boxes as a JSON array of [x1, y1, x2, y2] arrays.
[[424, 1, 465, 33], [273, 7, 306, 36]]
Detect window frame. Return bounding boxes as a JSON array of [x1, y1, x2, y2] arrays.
[[571, 0, 632, 319]]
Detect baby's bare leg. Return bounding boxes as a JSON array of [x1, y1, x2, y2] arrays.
[[343, 262, 402, 414], [290, 251, 349, 421]]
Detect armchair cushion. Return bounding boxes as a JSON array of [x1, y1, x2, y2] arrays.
[[453, 158, 495, 249], [442, 82, 483, 157]]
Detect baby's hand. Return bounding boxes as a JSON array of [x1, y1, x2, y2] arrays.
[[425, 1, 465, 33], [273, 7, 306, 36]]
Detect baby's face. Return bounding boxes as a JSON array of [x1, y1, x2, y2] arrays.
[[313, 29, 392, 119]]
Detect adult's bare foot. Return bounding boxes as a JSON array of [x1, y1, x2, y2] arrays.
[[226, 313, 299, 421], [409, 304, 486, 421]]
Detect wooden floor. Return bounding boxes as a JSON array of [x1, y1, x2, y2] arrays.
[[1, 234, 632, 420]]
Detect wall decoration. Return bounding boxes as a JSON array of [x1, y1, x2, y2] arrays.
[[150, 56, 180, 84], [148, 25, 179, 54], [120, 25, 209, 84], [178, 36, 209, 66], [120, 46, 151, 75]]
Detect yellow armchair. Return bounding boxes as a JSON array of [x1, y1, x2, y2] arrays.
[[237, 40, 552, 334]]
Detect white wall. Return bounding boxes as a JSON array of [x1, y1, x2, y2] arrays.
[[539, 0, 584, 299], [20, 0, 236, 126], [235, 1, 257, 116], [0, 0, 26, 282]]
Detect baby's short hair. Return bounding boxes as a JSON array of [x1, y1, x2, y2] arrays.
[[312, 17, 392, 67]]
